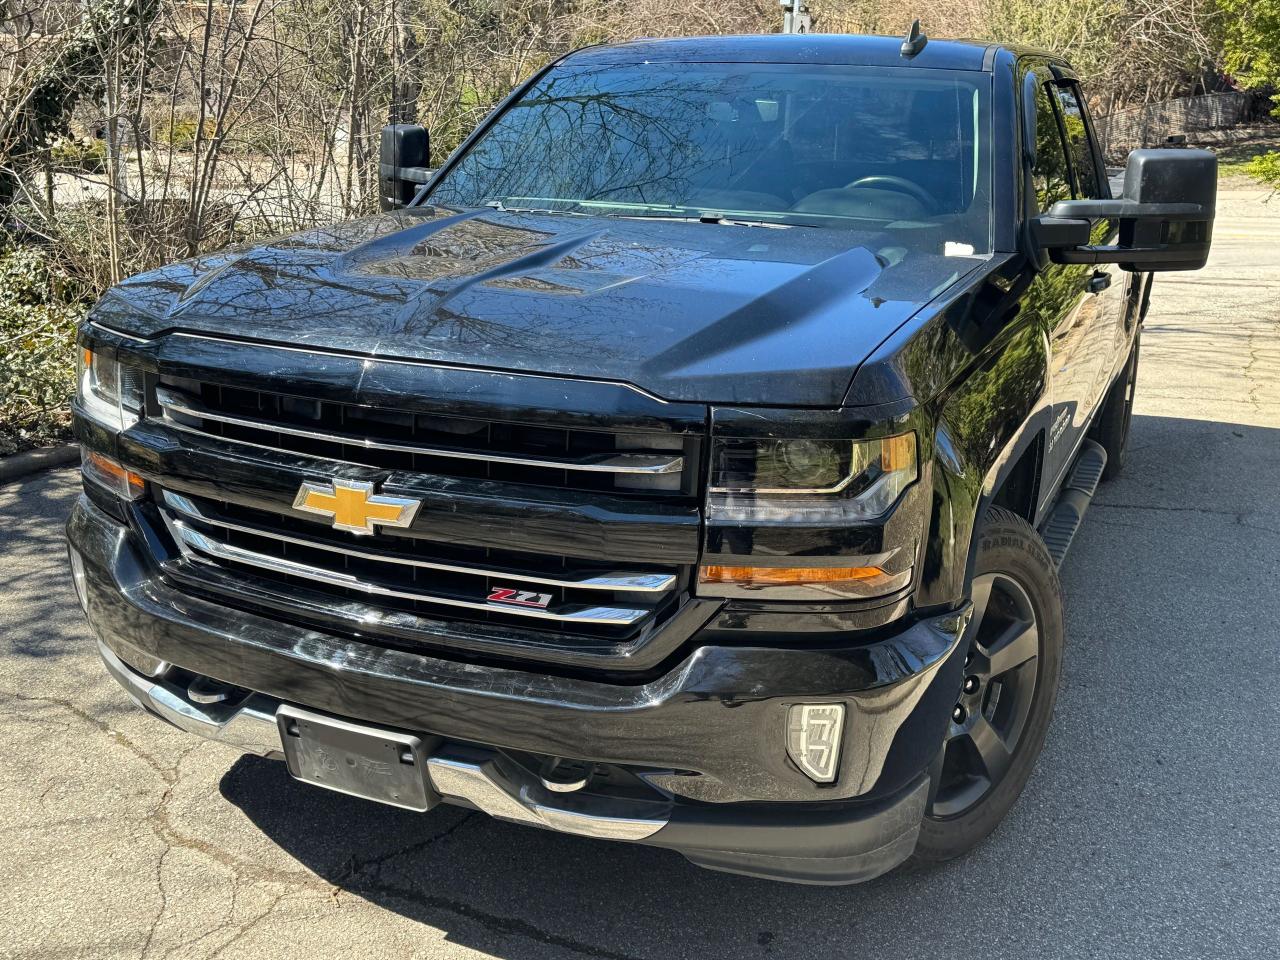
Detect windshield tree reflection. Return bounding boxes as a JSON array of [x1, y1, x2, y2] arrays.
[[427, 63, 993, 255]]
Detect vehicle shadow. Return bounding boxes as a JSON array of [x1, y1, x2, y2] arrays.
[[205, 412, 1275, 958], [219, 751, 946, 958]]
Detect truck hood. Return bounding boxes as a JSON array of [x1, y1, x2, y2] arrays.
[[95, 206, 981, 406]]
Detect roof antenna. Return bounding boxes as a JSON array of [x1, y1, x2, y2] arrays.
[[901, 19, 928, 58]]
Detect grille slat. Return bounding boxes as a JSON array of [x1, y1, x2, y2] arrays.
[[160, 491, 676, 593], [166, 516, 652, 627], [156, 384, 685, 483], [155, 488, 682, 637]]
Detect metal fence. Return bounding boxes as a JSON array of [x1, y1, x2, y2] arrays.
[[1095, 91, 1260, 160]]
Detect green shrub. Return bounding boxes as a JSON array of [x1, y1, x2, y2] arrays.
[[158, 117, 217, 150], [0, 244, 88, 455], [48, 136, 108, 173], [1246, 151, 1280, 195]]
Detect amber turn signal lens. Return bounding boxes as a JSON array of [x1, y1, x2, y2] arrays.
[[698, 564, 892, 587], [83, 450, 145, 499], [879, 433, 915, 472]]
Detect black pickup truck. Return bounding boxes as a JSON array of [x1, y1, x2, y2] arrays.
[[67, 33, 1216, 884]]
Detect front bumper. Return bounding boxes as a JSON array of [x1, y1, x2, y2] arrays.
[[70, 494, 969, 883]]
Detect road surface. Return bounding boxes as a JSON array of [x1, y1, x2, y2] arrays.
[[1, 188, 1277, 960]]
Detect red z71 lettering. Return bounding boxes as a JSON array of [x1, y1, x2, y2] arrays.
[[486, 587, 552, 609]]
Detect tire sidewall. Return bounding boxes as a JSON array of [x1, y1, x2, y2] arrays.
[[912, 507, 1065, 863]]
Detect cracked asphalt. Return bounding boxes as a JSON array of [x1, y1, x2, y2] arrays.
[[2, 188, 1278, 960]]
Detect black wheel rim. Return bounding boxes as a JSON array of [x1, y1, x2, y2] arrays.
[[930, 572, 1041, 819]]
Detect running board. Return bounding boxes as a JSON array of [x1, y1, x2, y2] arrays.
[[1039, 439, 1108, 568]]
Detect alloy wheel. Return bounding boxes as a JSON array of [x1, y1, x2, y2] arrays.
[[930, 571, 1042, 819]]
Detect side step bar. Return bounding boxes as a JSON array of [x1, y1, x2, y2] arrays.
[[1038, 439, 1108, 568]]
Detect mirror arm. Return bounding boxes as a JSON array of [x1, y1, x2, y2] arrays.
[[1047, 198, 1208, 221], [1050, 244, 1197, 267], [1031, 215, 1090, 251], [379, 164, 434, 185]]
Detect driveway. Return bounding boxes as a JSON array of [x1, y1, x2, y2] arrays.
[[2, 188, 1278, 960]]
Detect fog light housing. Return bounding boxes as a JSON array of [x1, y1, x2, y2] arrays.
[[786, 703, 845, 784]]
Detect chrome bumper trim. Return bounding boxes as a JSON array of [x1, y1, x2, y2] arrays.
[[97, 640, 668, 842], [97, 639, 282, 757], [426, 756, 666, 841]]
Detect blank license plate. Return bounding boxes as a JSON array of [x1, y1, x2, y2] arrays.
[[277, 705, 435, 811]]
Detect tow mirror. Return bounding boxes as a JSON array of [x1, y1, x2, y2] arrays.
[[379, 124, 434, 211], [1031, 148, 1216, 272]]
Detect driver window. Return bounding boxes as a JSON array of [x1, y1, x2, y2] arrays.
[[1051, 83, 1103, 199], [1030, 80, 1073, 213]]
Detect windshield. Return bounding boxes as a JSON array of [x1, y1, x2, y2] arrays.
[[426, 61, 992, 254]]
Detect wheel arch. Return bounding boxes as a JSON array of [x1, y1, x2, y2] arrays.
[[916, 318, 1053, 611]]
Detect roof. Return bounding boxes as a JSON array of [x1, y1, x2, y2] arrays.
[[565, 34, 1001, 72]]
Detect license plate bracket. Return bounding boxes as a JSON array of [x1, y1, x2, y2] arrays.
[[276, 705, 437, 812]]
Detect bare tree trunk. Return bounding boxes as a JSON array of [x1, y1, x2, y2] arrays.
[[344, 2, 368, 215]]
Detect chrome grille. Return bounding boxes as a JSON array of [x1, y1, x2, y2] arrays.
[[155, 379, 694, 495], [157, 490, 681, 635]]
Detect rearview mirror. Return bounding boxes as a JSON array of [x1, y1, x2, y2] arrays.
[[1032, 148, 1216, 272], [379, 124, 434, 211]]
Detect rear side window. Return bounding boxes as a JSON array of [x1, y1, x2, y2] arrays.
[[1050, 83, 1103, 199]]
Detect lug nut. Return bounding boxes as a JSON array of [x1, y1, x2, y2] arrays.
[[952, 705, 967, 723], [963, 676, 981, 694]]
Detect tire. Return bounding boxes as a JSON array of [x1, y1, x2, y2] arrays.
[[1091, 332, 1140, 482], [909, 506, 1064, 865]]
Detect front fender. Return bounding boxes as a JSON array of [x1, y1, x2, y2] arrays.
[[916, 317, 1051, 608]]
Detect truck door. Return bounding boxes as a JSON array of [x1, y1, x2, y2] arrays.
[[1021, 67, 1121, 508], [1048, 78, 1129, 431]]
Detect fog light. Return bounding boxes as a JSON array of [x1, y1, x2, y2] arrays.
[[68, 547, 89, 614], [786, 703, 845, 784]]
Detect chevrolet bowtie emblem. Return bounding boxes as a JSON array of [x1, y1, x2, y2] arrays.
[[292, 479, 421, 535]]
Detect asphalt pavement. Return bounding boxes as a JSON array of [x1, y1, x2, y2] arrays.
[[1, 188, 1277, 959]]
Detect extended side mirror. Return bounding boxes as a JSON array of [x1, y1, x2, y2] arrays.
[[1032, 148, 1216, 272], [379, 124, 434, 211]]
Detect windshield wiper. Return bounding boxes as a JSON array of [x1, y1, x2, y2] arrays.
[[480, 198, 562, 214], [479, 199, 791, 228], [609, 212, 792, 229]]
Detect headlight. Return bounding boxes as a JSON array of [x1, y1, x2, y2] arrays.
[[708, 433, 917, 523], [77, 345, 143, 431]]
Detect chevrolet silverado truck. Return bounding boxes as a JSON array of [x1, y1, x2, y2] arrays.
[[67, 33, 1216, 884]]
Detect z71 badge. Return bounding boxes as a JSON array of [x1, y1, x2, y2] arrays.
[[486, 587, 552, 609]]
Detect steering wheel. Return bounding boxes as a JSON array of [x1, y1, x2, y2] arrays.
[[844, 176, 934, 210]]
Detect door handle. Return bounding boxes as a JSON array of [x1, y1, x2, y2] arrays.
[[1087, 271, 1111, 294]]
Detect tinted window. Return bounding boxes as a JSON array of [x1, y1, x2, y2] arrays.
[[1031, 80, 1073, 212], [1051, 83, 1102, 199], [427, 62, 992, 254]]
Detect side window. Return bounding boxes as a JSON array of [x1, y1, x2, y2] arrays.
[[1050, 83, 1103, 199], [1030, 81, 1072, 212]]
